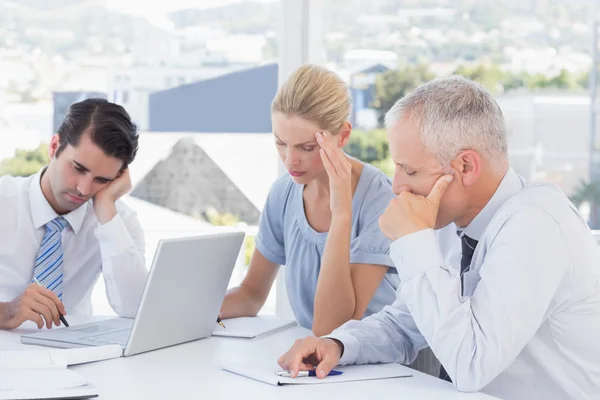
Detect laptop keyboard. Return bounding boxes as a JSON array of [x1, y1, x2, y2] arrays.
[[83, 328, 131, 346]]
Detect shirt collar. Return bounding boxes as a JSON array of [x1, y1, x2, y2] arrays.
[[29, 167, 88, 235], [459, 167, 525, 241]]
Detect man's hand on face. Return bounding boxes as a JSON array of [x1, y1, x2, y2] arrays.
[[379, 174, 454, 241], [93, 169, 132, 224]]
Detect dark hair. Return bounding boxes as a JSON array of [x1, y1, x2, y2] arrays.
[[55, 98, 139, 168]]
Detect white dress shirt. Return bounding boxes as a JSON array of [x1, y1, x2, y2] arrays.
[[0, 169, 148, 318], [329, 168, 600, 399]]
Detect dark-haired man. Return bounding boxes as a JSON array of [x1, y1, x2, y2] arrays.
[[0, 98, 147, 330]]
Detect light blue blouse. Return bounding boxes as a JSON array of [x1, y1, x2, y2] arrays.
[[255, 163, 400, 329]]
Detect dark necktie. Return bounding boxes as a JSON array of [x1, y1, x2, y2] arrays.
[[459, 235, 478, 295], [439, 234, 479, 382]]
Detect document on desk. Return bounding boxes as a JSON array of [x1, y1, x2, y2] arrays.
[[213, 316, 296, 339], [0, 350, 98, 399], [222, 362, 413, 386], [64, 345, 122, 365]]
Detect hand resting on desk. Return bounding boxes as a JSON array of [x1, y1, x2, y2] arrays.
[[277, 336, 345, 379]]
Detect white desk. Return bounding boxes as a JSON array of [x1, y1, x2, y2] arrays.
[[1, 316, 499, 400]]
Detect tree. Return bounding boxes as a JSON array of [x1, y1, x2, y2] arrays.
[[578, 71, 590, 89], [202, 207, 240, 226], [0, 144, 48, 177], [371, 65, 435, 126], [346, 129, 394, 177], [453, 64, 518, 93], [454, 64, 499, 93], [200, 207, 255, 265], [346, 129, 389, 164], [571, 180, 600, 229], [547, 69, 580, 90], [370, 157, 394, 177], [522, 69, 583, 91]]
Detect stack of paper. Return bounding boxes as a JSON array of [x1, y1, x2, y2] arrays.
[[64, 345, 122, 365], [0, 351, 97, 400]]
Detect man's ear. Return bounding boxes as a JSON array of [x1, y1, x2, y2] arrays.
[[450, 150, 482, 188], [48, 134, 60, 159]]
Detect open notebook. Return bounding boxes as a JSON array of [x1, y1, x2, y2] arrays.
[[0, 350, 98, 400], [222, 362, 413, 386], [213, 316, 296, 339]]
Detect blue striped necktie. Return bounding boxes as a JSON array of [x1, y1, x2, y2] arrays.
[[33, 217, 68, 300]]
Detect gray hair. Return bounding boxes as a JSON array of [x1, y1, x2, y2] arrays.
[[384, 75, 508, 173]]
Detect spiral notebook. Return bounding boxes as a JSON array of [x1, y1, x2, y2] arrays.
[[0, 350, 97, 400]]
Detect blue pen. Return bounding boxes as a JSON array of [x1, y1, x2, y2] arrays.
[[276, 370, 343, 377]]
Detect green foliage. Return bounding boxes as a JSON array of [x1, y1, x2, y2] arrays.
[[366, 62, 590, 175], [370, 157, 394, 177], [346, 129, 394, 177], [371, 65, 436, 126], [570, 180, 600, 209], [203, 207, 240, 226], [372, 64, 589, 127], [200, 207, 256, 266], [453, 64, 512, 93], [578, 71, 590, 90], [570, 179, 600, 228], [453, 65, 587, 93], [346, 129, 389, 164], [0, 144, 48, 177], [244, 235, 255, 266], [522, 69, 581, 91]]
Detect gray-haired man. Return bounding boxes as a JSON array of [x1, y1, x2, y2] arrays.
[[278, 76, 600, 400]]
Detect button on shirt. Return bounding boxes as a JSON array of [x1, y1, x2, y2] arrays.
[[0, 170, 148, 317], [328, 168, 600, 399]]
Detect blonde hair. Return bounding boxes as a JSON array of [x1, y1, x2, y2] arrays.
[[271, 64, 352, 133]]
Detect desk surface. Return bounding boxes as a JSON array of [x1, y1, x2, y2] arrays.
[[0, 316, 498, 400]]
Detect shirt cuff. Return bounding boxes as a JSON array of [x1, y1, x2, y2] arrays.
[[255, 236, 286, 265], [323, 331, 362, 365], [94, 214, 135, 258], [350, 251, 395, 269], [390, 229, 444, 281]]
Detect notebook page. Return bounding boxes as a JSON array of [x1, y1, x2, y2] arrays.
[[222, 362, 413, 386], [0, 369, 92, 392], [0, 387, 98, 400], [0, 351, 67, 370], [213, 316, 296, 338]]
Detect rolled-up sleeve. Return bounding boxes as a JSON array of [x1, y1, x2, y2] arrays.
[[95, 203, 147, 318]]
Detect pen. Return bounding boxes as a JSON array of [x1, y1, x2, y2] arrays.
[[217, 317, 226, 329], [32, 277, 69, 328], [275, 370, 343, 377]]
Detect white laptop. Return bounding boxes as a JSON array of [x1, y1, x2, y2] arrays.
[[21, 231, 245, 357]]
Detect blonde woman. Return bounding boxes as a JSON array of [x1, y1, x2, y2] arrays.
[[220, 64, 399, 336]]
